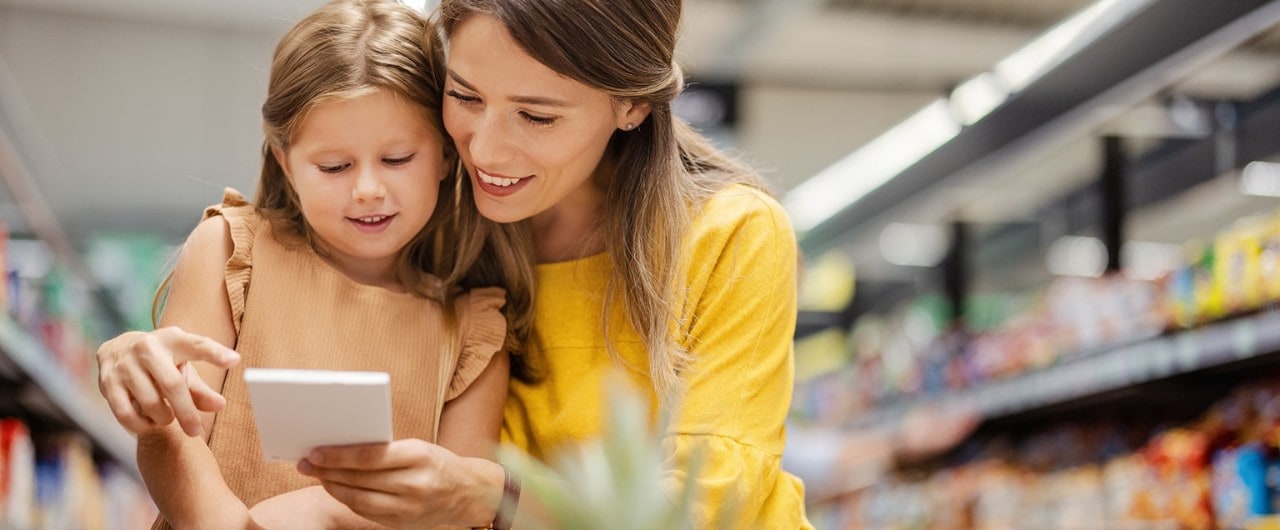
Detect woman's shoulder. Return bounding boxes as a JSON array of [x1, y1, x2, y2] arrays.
[[689, 183, 795, 247]]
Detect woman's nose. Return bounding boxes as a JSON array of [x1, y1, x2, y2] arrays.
[[467, 113, 514, 168]]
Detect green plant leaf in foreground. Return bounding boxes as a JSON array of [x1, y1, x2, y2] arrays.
[[498, 378, 710, 530]]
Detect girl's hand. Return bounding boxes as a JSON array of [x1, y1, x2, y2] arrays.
[[298, 439, 503, 529], [95, 327, 240, 437]]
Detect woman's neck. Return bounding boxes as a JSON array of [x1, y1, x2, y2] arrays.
[[530, 183, 606, 264]]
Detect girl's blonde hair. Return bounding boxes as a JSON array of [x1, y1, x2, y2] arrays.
[[438, 0, 768, 399], [158, 0, 536, 378]]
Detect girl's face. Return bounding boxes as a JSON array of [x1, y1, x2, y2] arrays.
[[274, 88, 445, 287], [443, 14, 648, 225]]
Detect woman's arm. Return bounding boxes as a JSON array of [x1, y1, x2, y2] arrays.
[[658, 192, 808, 528]]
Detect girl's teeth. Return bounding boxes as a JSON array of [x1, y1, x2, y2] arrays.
[[358, 216, 387, 223]]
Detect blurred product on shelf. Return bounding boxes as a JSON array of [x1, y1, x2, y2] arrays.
[[1167, 213, 1280, 330], [2, 421, 155, 530], [2, 418, 35, 528], [815, 377, 1280, 530], [794, 207, 1280, 430], [9, 240, 101, 394], [4, 233, 169, 405], [785, 402, 980, 505], [1, 224, 160, 527], [84, 233, 171, 332]]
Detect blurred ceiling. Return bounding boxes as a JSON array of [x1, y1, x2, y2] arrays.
[[1, 0, 1279, 282]]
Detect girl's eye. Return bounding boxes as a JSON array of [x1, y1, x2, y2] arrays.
[[520, 112, 556, 126], [446, 90, 480, 104], [385, 154, 415, 166], [318, 163, 349, 174]]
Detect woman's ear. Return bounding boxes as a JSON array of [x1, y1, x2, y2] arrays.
[[616, 100, 652, 131], [270, 144, 293, 180]]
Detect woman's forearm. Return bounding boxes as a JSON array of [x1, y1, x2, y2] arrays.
[[460, 456, 555, 529]]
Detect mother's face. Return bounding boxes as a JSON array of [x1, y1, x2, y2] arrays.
[[442, 14, 646, 224]]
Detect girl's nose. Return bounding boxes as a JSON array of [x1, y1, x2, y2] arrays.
[[352, 167, 387, 203]]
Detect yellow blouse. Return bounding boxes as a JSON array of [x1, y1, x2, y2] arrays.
[[502, 184, 813, 529]]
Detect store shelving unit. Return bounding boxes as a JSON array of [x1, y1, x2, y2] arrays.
[[849, 309, 1280, 429], [792, 6, 1280, 523], [795, 0, 1280, 421], [0, 316, 136, 473], [0, 61, 139, 479]]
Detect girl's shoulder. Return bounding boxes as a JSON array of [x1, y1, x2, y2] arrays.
[[202, 188, 264, 230], [444, 286, 508, 401], [197, 188, 262, 335]]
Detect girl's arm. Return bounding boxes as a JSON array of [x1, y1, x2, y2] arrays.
[[298, 352, 516, 529], [133, 217, 383, 529], [133, 216, 255, 528], [436, 350, 509, 458]]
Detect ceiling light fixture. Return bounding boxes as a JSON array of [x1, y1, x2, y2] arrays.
[[782, 0, 1156, 235], [1240, 161, 1280, 197], [784, 99, 960, 232], [879, 222, 949, 268], [1046, 235, 1108, 278]]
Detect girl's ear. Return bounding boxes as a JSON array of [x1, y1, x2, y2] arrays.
[[270, 144, 292, 180], [616, 99, 652, 131]]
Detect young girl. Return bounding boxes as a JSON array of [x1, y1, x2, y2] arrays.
[[94, 1, 528, 528]]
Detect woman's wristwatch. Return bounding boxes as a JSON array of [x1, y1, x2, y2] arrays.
[[476, 463, 521, 530]]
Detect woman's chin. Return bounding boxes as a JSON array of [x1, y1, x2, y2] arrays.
[[474, 198, 531, 225]]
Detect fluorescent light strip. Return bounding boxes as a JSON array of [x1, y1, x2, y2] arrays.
[[783, 0, 1156, 234], [994, 0, 1154, 92], [785, 98, 960, 232]]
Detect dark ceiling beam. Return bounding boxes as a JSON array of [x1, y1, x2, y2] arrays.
[[966, 83, 1280, 283]]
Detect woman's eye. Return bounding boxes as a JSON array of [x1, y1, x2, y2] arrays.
[[318, 163, 349, 174], [446, 90, 480, 104], [520, 112, 556, 126], [385, 154, 415, 166]]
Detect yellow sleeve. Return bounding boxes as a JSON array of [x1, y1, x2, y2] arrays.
[[662, 187, 812, 529]]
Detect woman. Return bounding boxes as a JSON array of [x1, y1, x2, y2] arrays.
[[301, 1, 813, 526], [98, 0, 813, 527]]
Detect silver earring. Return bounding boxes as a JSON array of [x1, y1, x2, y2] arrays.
[[624, 122, 635, 130]]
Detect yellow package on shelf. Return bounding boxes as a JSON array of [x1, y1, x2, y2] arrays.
[[1247, 515, 1280, 530]]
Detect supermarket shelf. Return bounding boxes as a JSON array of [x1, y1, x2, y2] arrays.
[[0, 316, 138, 475], [849, 309, 1280, 429]]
